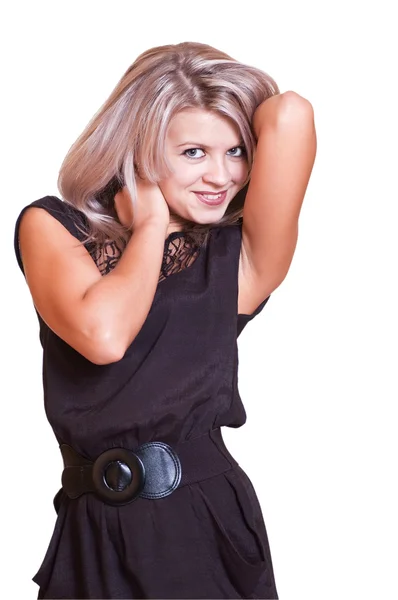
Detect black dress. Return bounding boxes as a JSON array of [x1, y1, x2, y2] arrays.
[[14, 195, 278, 600]]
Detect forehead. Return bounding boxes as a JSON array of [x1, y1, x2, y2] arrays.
[[166, 108, 240, 142]]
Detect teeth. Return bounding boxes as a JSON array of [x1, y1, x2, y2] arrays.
[[202, 193, 222, 200]]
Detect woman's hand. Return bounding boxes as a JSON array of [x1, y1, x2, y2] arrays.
[[114, 178, 170, 232]]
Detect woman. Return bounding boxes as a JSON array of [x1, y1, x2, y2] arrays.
[[14, 41, 316, 599]]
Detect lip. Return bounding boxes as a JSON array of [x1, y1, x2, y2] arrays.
[[193, 191, 227, 206], [193, 190, 228, 194]]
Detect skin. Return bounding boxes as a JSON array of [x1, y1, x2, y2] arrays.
[[239, 91, 317, 307], [18, 92, 314, 364], [116, 91, 316, 315], [158, 109, 250, 236]]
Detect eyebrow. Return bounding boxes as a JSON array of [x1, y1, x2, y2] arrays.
[[176, 140, 244, 148]]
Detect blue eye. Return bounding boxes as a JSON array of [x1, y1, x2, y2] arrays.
[[182, 146, 246, 159], [183, 148, 205, 159], [228, 146, 246, 157]]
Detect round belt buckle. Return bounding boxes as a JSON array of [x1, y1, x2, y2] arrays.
[[92, 447, 145, 506]]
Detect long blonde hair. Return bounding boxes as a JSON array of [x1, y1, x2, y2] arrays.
[[58, 41, 279, 254]]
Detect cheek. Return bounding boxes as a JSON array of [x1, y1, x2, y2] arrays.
[[235, 162, 250, 184], [162, 168, 195, 191], [158, 174, 192, 207]]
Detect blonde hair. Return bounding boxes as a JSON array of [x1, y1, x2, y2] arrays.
[[58, 41, 280, 255]]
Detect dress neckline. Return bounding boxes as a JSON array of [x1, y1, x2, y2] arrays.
[[165, 230, 186, 244]]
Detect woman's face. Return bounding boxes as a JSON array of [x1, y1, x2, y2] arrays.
[[159, 108, 249, 232]]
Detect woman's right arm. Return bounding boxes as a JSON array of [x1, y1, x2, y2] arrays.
[[18, 207, 168, 365]]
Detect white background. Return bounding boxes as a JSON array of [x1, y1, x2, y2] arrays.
[[2, 1, 397, 598]]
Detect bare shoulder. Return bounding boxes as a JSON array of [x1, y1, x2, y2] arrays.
[[18, 204, 101, 310], [18, 206, 106, 362], [18, 205, 90, 262]]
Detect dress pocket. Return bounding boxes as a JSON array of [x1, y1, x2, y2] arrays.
[[195, 471, 269, 598]]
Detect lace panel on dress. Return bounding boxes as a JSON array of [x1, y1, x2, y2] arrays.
[[159, 233, 201, 283], [90, 232, 201, 283], [90, 241, 122, 276]]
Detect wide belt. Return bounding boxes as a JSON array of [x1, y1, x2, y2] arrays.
[[58, 428, 239, 508]]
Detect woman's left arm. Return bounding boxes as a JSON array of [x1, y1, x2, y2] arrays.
[[241, 91, 317, 297]]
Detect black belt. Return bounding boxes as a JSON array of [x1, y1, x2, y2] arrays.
[[58, 428, 239, 508]]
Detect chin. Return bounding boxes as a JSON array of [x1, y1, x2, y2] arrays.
[[194, 210, 226, 225]]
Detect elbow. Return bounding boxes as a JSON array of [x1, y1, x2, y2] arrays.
[[89, 341, 126, 366], [84, 329, 127, 366], [89, 348, 125, 366], [77, 316, 140, 365]]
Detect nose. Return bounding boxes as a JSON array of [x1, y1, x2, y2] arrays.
[[202, 157, 231, 188]]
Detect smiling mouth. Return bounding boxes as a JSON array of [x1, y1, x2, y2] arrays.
[[193, 191, 227, 206]]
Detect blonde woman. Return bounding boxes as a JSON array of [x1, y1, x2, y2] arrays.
[[14, 41, 316, 599]]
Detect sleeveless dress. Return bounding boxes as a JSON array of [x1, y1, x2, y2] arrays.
[[14, 195, 279, 600]]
